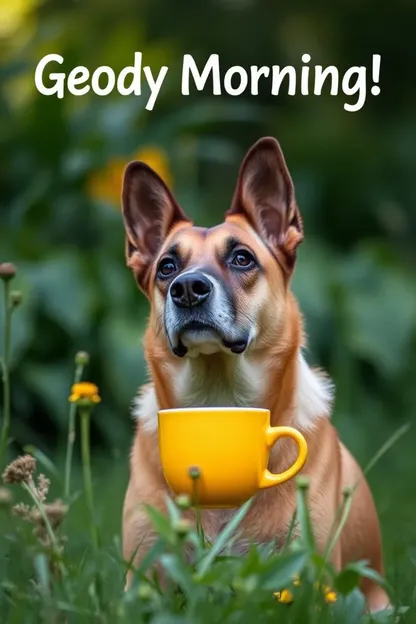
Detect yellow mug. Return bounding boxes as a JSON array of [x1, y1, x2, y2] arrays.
[[158, 407, 308, 508]]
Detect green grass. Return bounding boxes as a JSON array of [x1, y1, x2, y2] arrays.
[[0, 443, 412, 623]]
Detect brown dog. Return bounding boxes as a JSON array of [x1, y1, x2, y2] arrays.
[[121, 137, 389, 611]]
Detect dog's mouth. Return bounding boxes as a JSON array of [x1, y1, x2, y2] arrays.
[[171, 321, 249, 357]]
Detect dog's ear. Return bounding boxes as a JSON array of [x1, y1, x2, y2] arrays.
[[122, 161, 190, 292], [226, 137, 303, 270]]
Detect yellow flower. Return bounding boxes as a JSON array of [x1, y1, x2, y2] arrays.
[[86, 146, 173, 207], [69, 382, 101, 404], [274, 589, 294, 604], [274, 579, 337, 606], [324, 587, 337, 603]]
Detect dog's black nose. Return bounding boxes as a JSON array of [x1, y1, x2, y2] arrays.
[[170, 272, 213, 308]]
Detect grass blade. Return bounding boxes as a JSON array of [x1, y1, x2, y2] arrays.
[[196, 498, 252, 577]]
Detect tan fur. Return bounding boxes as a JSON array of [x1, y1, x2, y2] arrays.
[[121, 138, 390, 613]]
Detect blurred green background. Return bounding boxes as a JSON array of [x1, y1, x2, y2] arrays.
[[1, 0, 416, 606]]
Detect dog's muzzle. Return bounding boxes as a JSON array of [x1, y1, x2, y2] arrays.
[[165, 271, 251, 357]]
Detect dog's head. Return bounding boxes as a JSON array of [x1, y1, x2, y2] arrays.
[[122, 138, 303, 359]]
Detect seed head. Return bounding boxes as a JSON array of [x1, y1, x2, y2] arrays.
[[0, 263, 16, 281], [173, 518, 193, 536], [13, 502, 31, 519], [9, 291, 23, 307], [31, 499, 68, 530], [188, 466, 201, 480], [3, 455, 36, 485], [175, 494, 191, 510], [75, 351, 90, 366], [296, 475, 310, 491], [137, 584, 153, 600], [342, 486, 353, 499], [37, 474, 50, 503]]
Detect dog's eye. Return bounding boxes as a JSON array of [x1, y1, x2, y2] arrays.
[[157, 258, 177, 278], [231, 250, 256, 269]]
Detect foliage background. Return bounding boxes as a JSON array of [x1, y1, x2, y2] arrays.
[[0, 0, 415, 610]]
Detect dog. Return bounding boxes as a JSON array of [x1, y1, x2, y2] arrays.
[[121, 137, 390, 612]]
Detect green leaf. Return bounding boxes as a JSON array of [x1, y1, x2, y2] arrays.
[[159, 554, 194, 596], [335, 568, 361, 595], [335, 560, 392, 602], [144, 506, 174, 542], [194, 559, 240, 586], [136, 539, 167, 575], [332, 588, 366, 624], [296, 480, 316, 551], [237, 544, 261, 577], [196, 498, 252, 577], [363, 607, 397, 624], [343, 560, 391, 594], [33, 553, 50, 595], [165, 497, 181, 525], [256, 550, 308, 591]]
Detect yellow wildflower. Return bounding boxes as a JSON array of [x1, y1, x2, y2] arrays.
[[69, 382, 101, 404], [86, 145, 173, 207], [314, 582, 338, 603], [274, 578, 337, 606], [324, 587, 337, 603], [274, 589, 294, 604]]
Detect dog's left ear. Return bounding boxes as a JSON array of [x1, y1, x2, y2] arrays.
[[226, 137, 303, 269]]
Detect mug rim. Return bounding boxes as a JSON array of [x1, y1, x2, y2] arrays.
[[158, 407, 270, 414]]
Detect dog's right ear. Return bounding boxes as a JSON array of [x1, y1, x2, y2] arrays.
[[122, 161, 190, 293]]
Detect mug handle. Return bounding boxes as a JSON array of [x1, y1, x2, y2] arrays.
[[259, 426, 308, 489]]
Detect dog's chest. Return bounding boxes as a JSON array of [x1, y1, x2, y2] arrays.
[[174, 357, 266, 409]]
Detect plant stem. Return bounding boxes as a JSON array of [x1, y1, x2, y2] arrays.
[[80, 408, 98, 550], [64, 363, 85, 499], [22, 480, 67, 584], [192, 479, 204, 548], [324, 489, 354, 561], [0, 280, 11, 470], [22, 480, 60, 554]]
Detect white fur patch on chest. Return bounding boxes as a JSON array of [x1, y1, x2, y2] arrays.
[[133, 385, 160, 432], [294, 353, 333, 430], [133, 352, 333, 432]]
